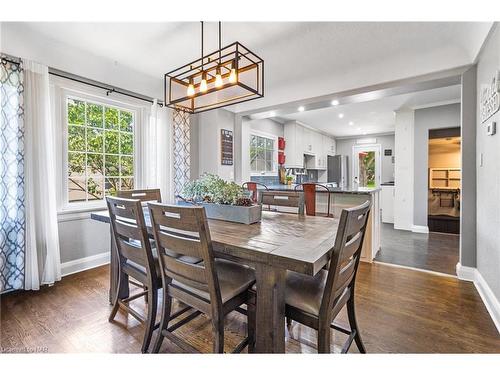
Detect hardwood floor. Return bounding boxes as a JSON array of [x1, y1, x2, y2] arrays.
[[1, 262, 499, 353], [374, 223, 459, 275]]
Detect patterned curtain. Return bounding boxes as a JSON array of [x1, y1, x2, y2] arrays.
[[172, 109, 190, 197], [0, 57, 25, 293]]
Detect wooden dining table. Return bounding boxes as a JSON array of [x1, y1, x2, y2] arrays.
[[90, 209, 339, 353]]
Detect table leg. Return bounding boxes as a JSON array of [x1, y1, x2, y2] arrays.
[[254, 264, 286, 353], [109, 226, 129, 304]]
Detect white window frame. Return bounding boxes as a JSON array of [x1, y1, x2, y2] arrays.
[[249, 130, 278, 176], [51, 75, 149, 214]]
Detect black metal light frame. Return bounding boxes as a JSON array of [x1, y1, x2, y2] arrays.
[[165, 40, 264, 114]]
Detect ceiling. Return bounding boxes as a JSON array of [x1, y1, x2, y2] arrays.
[[278, 85, 461, 137], [3, 22, 492, 113]]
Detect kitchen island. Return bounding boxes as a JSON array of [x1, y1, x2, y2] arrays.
[[257, 183, 380, 262]]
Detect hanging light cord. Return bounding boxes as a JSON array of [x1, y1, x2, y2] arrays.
[[219, 21, 222, 64], [201, 21, 204, 71]]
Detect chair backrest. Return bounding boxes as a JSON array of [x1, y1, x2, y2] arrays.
[[320, 201, 371, 316], [148, 203, 222, 316], [259, 191, 305, 215], [117, 189, 162, 204], [294, 183, 331, 216], [242, 182, 268, 203], [106, 196, 156, 284]]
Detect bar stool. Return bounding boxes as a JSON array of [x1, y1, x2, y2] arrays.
[[295, 183, 333, 217]]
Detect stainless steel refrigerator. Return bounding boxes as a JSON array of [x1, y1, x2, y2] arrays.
[[327, 155, 348, 189]]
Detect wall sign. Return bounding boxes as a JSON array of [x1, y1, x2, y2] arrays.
[[480, 69, 500, 123], [384, 149, 392, 156], [220, 129, 233, 166]]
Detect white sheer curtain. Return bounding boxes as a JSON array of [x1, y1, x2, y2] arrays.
[[23, 60, 61, 290], [139, 100, 173, 203]]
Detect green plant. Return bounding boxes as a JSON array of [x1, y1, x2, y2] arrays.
[[182, 174, 248, 206], [286, 175, 294, 182]]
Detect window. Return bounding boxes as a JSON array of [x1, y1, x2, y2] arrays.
[[66, 97, 135, 204], [250, 134, 275, 173]]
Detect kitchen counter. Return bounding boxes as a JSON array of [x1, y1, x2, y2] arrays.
[[261, 183, 380, 195]]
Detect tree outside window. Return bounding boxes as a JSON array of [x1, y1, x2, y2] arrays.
[[250, 134, 275, 173], [67, 98, 134, 203]]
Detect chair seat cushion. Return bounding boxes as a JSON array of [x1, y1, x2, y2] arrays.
[[285, 269, 327, 316], [172, 259, 255, 304]]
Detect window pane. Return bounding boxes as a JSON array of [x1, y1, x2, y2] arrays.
[[105, 154, 119, 176], [105, 107, 119, 130], [68, 125, 85, 152], [87, 103, 103, 128], [250, 135, 257, 148], [86, 128, 103, 153], [120, 156, 133, 176], [250, 159, 257, 172], [104, 130, 119, 154], [87, 176, 104, 200], [68, 176, 87, 202], [120, 132, 133, 155], [68, 152, 85, 177], [265, 138, 273, 150], [105, 177, 120, 196], [257, 136, 265, 148], [87, 153, 103, 176], [120, 110, 133, 132], [256, 159, 265, 172], [67, 99, 85, 125], [265, 150, 273, 162], [265, 160, 272, 172]]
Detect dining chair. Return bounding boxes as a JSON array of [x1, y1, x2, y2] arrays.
[[106, 196, 160, 353], [259, 190, 305, 215], [294, 183, 333, 217], [284, 200, 371, 353], [148, 203, 256, 353], [117, 188, 162, 203], [242, 181, 269, 203]]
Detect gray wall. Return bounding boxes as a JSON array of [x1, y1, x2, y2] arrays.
[[413, 103, 461, 227], [335, 134, 395, 184], [475, 24, 500, 301]]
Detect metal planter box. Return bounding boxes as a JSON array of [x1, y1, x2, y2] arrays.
[[177, 201, 262, 225]]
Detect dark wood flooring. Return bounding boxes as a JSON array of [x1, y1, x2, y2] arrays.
[[374, 223, 459, 275], [1, 262, 499, 353]]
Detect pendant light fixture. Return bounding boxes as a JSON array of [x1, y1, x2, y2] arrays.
[[165, 21, 264, 113]]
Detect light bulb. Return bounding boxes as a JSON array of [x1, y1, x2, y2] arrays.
[[200, 72, 208, 93], [215, 67, 223, 88], [187, 81, 195, 97], [229, 68, 237, 83]]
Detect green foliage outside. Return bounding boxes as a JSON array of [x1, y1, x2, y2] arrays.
[[67, 98, 134, 201], [182, 174, 249, 206], [359, 151, 376, 188]]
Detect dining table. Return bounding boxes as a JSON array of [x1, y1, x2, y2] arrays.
[[90, 209, 339, 353]]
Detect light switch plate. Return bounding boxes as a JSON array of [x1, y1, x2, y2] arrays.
[[486, 121, 496, 136]]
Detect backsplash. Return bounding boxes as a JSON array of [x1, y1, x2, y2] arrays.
[[250, 175, 280, 185]]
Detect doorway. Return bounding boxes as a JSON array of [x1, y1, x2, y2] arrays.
[[352, 144, 381, 188]]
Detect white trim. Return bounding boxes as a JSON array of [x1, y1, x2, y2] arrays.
[[61, 251, 110, 277], [456, 263, 500, 334], [373, 260, 456, 279], [410, 99, 461, 110], [411, 225, 429, 233], [249, 129, 278, 176]]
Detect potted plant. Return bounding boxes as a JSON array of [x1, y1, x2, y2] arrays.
[[178, 174, 262, 224], [286, 175, 294, 185]]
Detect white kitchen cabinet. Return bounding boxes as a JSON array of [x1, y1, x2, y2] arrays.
[[284, 121, 304, 168], [303, 127, 314, 154], [381, 185, 395, 223]]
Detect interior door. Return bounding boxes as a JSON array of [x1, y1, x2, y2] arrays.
[[352, 144, 381, 188]]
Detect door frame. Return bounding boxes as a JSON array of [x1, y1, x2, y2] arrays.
[[352, 144, 382, 188]]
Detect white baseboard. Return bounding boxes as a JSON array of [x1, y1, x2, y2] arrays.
[[411, 225, 429, 233], [456, 262, 500, 334], [61, 251, 110, 277]]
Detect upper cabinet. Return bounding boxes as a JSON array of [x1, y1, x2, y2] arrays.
[[284, 121, 335, 170]]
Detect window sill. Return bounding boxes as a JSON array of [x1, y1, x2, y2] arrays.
[[57, 204, 107, 222]]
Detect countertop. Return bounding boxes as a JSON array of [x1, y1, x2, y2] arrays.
[[260, 184, 380, 195]]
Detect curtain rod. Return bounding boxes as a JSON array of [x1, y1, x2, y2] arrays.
[[49, 68, 164, 107]]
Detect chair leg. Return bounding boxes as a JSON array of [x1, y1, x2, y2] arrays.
[[317, 322, 331, 354], [212, 319, 225, 353], [347, 296, 366, 353], [286, 317, 292, 329], [152, 287, 171, 353], [108, 268, 123, 322], [247, 303, 256, 353], [141, 287, 158, 353]]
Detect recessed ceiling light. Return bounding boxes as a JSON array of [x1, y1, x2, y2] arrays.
[[298, 106, 305, 112], [363, 132, 367, 135], [331, 99, 339, 106], [338, 113, 344, 118], [349, 121, 354, 126]]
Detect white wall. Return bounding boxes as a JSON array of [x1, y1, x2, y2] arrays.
[[475, 24, 500, 304], [413, 103, 461, 227], [335, 134, 395, 184], [394, 109, 415, 231]]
